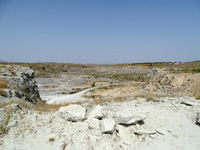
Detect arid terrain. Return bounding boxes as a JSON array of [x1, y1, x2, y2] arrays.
[[0, 61, 200, 150]]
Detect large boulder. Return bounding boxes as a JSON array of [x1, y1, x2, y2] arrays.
[[100, 118, 115, 134], [115, 111, 146, 125], [58, 104, 86, 122], [0, 65, 42, 104]]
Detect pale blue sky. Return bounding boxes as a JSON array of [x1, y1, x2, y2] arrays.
[[0, 0, 200, 64]]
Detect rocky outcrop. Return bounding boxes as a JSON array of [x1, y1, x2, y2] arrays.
[[0, 65, 42, 104]]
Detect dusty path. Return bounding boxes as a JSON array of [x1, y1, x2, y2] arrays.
[[43, 87, 97, 104]]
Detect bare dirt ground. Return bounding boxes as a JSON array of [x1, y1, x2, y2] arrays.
[[0, 61, 200, 150]]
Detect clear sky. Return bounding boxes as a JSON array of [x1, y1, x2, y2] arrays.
[[0, 0, 200, 64]]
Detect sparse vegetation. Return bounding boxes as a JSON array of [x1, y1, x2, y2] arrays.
[[49, 137, 55, 141], [0, 114, 11, 135], [89, 87, 108, 92], [68, 88, 85, 94], [0, 81, 7, 97], [91, 82, 95, 87], [62, 92, 67, 94], [191, 68, 200, 73]]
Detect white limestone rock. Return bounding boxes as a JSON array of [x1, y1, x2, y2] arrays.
[[86, 117, 100, 130], [100, 119, 116, 134], [58, 104, 86, 122]]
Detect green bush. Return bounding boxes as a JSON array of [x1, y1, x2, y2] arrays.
[[91, 82, 95, 87], [191, 68, 200, 73]]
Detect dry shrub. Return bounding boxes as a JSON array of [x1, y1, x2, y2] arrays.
[[134, 94, 145, 99], [0, 88, 6, 96], [0, 80, 8, 88]]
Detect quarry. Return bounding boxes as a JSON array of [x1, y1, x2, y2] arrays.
[[0, 61, 200, 150]]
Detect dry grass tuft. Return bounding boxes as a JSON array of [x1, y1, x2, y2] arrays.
[[134, 94, 145, 99], [0, 88, 6, 96], [92, 96, 127, 105], [0, 100, 86, 113], [0, 80, 8, 88]]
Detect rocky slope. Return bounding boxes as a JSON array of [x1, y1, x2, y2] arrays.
[[146, 70, 200, 98]]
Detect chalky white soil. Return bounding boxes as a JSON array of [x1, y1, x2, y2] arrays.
[[1, 97, 200, 150]]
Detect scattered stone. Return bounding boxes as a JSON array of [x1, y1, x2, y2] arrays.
[[115, 111, 146, 125], [58, 104, 86, 122], [100, 119, 116, 134]]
